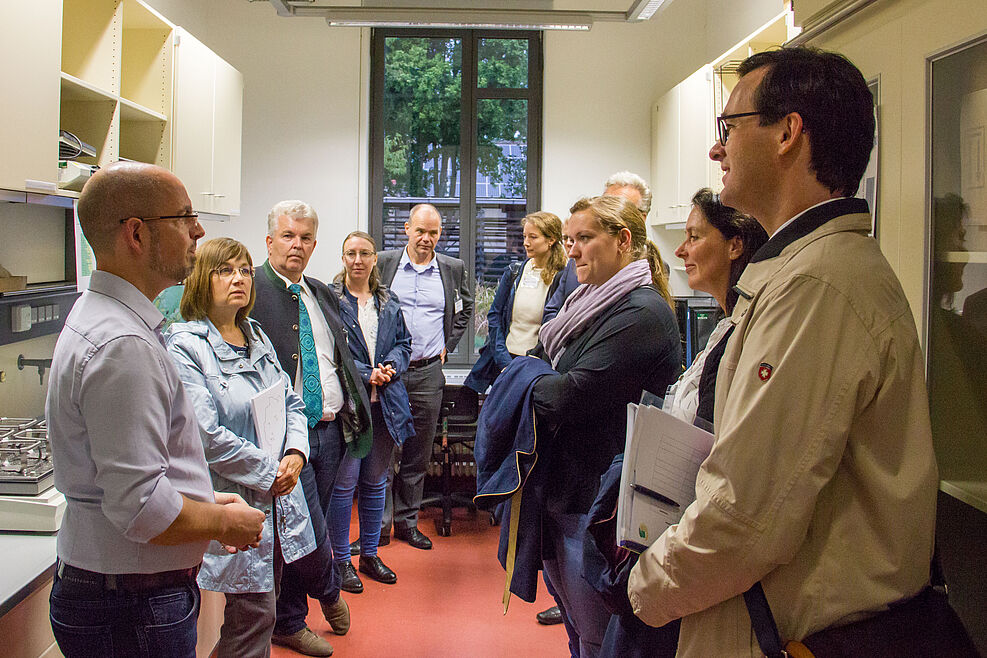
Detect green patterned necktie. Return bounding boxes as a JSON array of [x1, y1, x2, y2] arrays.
[[289, 283, 323, 427]]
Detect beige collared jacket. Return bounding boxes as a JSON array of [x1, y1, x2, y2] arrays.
[[628, 201, 939, 657]]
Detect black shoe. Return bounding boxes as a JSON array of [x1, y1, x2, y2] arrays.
[[349, 539, 360, 556], [358, 554, 397, 584], [537, 605, 563, 625], [393, 526, 432, 550], [338, 561, 363, 594]]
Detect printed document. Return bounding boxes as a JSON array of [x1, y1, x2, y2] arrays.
[[617, 402, 715, 552], [251, 383, 287, 458]]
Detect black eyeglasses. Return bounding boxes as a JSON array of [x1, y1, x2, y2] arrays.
[[118, 213, 200, 225], [716, 111, 764, 145]]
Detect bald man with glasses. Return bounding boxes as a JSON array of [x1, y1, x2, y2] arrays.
[[46, 161, 265, 658]]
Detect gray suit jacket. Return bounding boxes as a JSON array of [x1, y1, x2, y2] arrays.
[[377, 248, 474, 355]]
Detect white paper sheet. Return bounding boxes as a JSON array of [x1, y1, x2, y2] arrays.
[[251, 383, 287, 458], [617, 403, 715, 552]]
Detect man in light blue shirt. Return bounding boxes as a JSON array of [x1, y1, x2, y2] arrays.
[[377, 203, 473, 550], [46, 162, 265, 658]]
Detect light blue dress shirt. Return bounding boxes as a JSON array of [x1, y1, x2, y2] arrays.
[[46, 271, 214, 574], [389, 248, 446, 361]]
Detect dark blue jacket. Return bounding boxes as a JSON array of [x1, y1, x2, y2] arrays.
[[332, 282, 415, 446], [465, 259, 564, 393], [540, 259, 579, 323], [584, 454, 680, 657], [474, 355, 557, 603]]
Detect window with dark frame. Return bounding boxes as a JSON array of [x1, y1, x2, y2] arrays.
[[368, 29, 543, 366]]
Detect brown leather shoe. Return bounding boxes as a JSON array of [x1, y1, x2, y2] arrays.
[[321, 596, 350, 636], [271, 627, 333, 656]]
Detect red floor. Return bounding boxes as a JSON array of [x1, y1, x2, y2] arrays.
[[271, 506, 568, 658]]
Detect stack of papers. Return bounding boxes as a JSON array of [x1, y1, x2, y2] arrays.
[[617, 402, 715, 552]]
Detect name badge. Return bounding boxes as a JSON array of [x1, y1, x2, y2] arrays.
[[454, 297, 464, 313]]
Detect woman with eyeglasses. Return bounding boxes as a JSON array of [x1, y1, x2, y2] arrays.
[[166, 237, 315, 658], [326, 230, 414, 594]]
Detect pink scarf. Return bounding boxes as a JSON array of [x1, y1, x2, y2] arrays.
[[538, 259, 653, 367]]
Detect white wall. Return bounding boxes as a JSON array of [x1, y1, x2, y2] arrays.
[[145, 0, 367, 282], [143, 0, 781, 282]]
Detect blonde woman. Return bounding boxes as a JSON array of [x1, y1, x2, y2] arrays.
[[465, 211, 568, 393]]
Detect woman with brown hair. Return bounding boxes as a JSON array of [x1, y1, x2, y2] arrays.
[[166, 237, 315, 658]]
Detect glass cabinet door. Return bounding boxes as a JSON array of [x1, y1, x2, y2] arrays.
[[928, 36, 987, 511]]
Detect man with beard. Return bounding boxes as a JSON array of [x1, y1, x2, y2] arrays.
[[46, 161, 265, 657]]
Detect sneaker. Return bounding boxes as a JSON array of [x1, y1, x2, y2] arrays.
[[321, 596, 350, 636], [271, 627, 333, 656]]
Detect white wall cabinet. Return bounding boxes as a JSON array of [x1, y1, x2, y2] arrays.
[[172, 28, 243, 217], [650, 65, 715, 225], [0, 1, 63, 193], [0, 0, 241, 220]]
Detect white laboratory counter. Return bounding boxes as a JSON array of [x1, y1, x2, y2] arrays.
[[0, 532, 57, 617]]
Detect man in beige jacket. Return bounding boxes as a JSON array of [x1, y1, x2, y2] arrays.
[[628, 47, 938, 655]]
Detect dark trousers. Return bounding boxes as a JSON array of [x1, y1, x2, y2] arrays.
[[383, 358, 444, 533], [274, 418, 343, 635], [49, 569, 199, 658]]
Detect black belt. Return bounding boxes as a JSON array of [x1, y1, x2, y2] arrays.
[[408, 354, 441, 369], [56, 560, 199, 593]]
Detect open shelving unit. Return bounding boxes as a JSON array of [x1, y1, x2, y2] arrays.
[[58, 0, 173, 180]]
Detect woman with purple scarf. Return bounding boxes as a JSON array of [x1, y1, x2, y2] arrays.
[[529, 194, 681, 658]]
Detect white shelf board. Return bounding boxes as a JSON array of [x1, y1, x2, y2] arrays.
[[939, 479, 987, 514], [119, 97, 166, 122], [60, 72, 116, 103]]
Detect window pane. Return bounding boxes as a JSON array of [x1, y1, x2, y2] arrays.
[[476, 98, 527, 200], [383, 37, 462, 198], [381, 201, 461, 259], [473, 202, 527, 353], [928, 39, 987, 487], [478, 38, 528, 89]]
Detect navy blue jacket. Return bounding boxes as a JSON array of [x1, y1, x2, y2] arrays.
[[584, 455, 680, 657], [540, 259, 579, 323], [474, 355, 557, 603], [332, 282, 415, 446], [465, 259, 564, 394]]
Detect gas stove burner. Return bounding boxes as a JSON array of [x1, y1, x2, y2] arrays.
[[0, 417, 41, 439], [0, 418, 54, 494]]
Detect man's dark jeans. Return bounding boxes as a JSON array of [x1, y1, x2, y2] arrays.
[[274, 418, 344, 635], [49, 571, 199, 657]]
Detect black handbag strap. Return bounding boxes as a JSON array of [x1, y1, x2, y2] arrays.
[[744, 582, 788, 658]]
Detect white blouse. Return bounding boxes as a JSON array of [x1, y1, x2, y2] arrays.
[[663, 316, 732, 425], [505, 260, 550, 356]]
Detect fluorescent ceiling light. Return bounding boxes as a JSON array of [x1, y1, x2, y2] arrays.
[[323, 9, 593, 30], [627, 0, 670, 21]]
